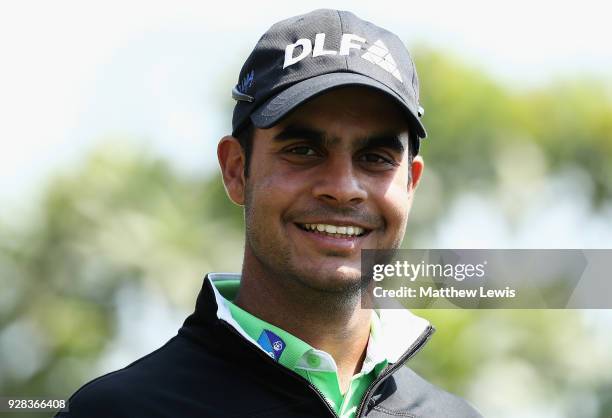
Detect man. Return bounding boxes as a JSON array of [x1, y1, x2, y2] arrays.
[[58, 9, 481, 418]]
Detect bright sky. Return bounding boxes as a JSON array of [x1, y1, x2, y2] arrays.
[[1, 0, 611, 209]]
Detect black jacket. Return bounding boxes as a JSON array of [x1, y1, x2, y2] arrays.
[[57, 275, 481, 417]]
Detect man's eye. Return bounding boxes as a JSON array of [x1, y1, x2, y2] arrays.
[[360, 153, 393, 164], [288, 146, 317, 156]]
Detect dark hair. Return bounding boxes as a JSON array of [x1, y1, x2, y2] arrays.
[[235, 123, 255, 177], [235, 122, 417, 178]]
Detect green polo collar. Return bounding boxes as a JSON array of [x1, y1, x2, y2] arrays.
[[227, 299, 338, 371]]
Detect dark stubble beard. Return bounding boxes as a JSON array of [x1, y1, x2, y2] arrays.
[[243, 184, 374, 313]]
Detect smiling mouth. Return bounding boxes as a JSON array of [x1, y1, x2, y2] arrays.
[[296, 223, 370, 238]]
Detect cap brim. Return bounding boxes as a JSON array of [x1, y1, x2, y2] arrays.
[[250, 72, 426, 139]]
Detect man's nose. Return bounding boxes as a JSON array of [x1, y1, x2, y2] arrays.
[[311, 155, 367, 206]]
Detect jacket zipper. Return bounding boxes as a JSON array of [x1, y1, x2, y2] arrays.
[[220, 321, 434, 418], [354, 324, 435, 417]]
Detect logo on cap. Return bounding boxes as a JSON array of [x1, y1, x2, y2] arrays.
[[283, 33, 402, 82], [361, 40, 402, 82], [237, 70, 255, 94]]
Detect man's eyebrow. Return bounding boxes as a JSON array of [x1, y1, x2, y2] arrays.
[[273, 124, 326, 145], [358, 133, 407, 154], [273, 123, 408, 154]]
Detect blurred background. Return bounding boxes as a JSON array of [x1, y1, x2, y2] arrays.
[[1, 1, 611, 417]]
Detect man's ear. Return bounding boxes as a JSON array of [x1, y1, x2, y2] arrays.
[[409, 155, 424, 193], [217, 135, 246, 206]]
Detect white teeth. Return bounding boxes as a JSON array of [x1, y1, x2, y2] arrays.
[[301, 223, 366, 236]]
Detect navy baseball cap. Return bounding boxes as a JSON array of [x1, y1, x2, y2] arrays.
[[231, 9, 427, 152]]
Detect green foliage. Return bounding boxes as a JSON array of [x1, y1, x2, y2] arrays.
[[410, 309, 612, 416], [414, 49, 611, 210], [0, 142, 245, 400]]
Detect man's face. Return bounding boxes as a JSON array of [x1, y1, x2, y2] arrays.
[[234, 87, 422, 293]]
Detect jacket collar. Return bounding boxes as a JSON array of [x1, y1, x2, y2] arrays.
[[185, 273, 433, 364]]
